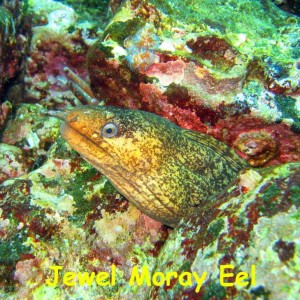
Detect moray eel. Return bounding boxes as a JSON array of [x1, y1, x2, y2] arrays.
[[60, 106, 247, 227]]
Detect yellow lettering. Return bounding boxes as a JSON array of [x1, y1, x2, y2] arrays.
[[235, 272, 248, 287], [178, 272, 192, 287], [251, 265, 256, 286], [46, 265, 118, 287], [78, 272, 95, 286], [165, 272, 178, 286], [193, 272, 207, 292], [46, 265, 63, 287], [152, 272, 165, 286], [96, 272, 110, 286], [63, 272, 76, 286], [220, 264, 234, 287], [111, 264, 116, 286], [129, 265, 151, 286]]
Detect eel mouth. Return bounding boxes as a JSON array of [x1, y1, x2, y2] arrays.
[[60, 121, 96, 157], [60, 121, 99, 157], [60, 120, 120, 180], [60, 121, 78, 145], [60, 120, 121, 173]]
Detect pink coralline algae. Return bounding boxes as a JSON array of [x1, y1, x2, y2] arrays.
[[139, 83, 208, 131], [142, 60, 186, 86], [22, 1, 95, 109]]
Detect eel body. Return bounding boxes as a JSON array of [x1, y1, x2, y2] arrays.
[[60, 106, 247, 227]]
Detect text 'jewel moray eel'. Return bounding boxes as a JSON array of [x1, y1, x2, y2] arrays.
[[60, 106, 248, 227]]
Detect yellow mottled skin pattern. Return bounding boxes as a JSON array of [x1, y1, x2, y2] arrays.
[[61, 106, 247, 227]]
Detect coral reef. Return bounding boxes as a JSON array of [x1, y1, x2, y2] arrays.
[[124, 23, 160, 71], [0, 0, 32, 106], [87, 0, 300, 167], [0, 104, 168, 297], [23, 0, 105, 110], [0, 0, 299, 298], [88, 0, 300, 135], [147, 162, 300, 299], [60, 0, 112, 28], [0, 143, 30, 183]]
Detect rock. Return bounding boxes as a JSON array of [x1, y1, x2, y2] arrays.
[[23, 0, 102, 108], [0, 143, 30, 183], [0, 105, 168, 297], [0, 0, 299, 298], [88, 0, 300, 131], [86, 0, 300, 167], [0, 2, 31, 107], [147, 163, 300, 299], [1, 104, 61, 171]]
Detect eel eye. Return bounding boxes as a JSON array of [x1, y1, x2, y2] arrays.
[[102, 122, 118, 138]]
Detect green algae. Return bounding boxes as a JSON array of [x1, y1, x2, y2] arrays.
[[154, 0, 284, 30], [92, 40, 115, 59], [0, 231, 31, 292], [49, 136, 75, 159], [202, 281, 226, 300], [32, 285, 60, 300], [274, 95, 300, 132], [0, 232, 30, 266], [104, 18, 145, 45], [149, 162, 300, 298], [260, 183, 282, 213], [207, 218, 225, 240], [64, 162, 99, 224], [290, 184, 300, 206], [100, 178, 116, 195], [0, 7, 14, 35], [151, 0, 297, 59], [56, 0, 111, 28]]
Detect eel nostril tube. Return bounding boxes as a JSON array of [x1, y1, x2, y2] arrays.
[[47, 110, 68, 121], [69, 115, 79, 123]]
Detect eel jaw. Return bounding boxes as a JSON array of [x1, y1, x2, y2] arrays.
[[60, 121, 119, 175], [60, 121, 101, 161]]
